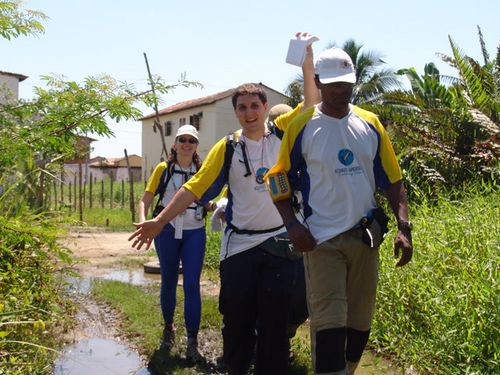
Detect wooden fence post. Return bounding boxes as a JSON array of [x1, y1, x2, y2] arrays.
[[89, 172, 93, 208], [73, 175, 77, 210], [44, 180, 50, 207], [110, 177, 114, 209], [101, 180, 104, 208], [53, 180, 57, 210], [124, 149, 135, 223], [60, 171, 64, 205], [78, 164, 83, 221], [68, 182, 72, 211], [121, 179, 125, 208], [82, 176, 86, 210]]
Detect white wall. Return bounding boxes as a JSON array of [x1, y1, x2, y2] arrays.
[[0, 75, 20, 103]]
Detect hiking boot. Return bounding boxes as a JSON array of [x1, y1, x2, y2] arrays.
[[186, 337, 200, 362], [160, 327, 175, 350]]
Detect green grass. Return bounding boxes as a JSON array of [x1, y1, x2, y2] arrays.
[[372, 186, 499, 374], [65, 207, 137, 231]]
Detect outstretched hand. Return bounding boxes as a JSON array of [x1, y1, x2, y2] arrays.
[[128, 219, 163, 250], [394, 230, 413, 267]]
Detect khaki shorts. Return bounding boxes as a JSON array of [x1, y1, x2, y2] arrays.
[[304, 223, 381, 333]]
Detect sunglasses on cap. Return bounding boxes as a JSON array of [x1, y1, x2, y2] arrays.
[[177, 137, 198, 144]]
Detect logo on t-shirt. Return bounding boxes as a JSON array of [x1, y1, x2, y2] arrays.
[[338, 149, 354, 166], [335, 148, 362, 176]]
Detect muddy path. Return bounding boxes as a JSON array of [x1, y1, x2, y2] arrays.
[[58, 229, 223, 375]]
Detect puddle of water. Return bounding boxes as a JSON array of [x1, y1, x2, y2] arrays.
[[66, 269, 161, 294], [54, 337, 149, 375], [65, 275, 93, 294], [103, 269, 161, 285]]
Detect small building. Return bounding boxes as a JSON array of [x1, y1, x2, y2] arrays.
[[63, 135, 98, 183], [88, 154, 142, 182], [0, 70, 28, 104], [140, 83, 289, 179]]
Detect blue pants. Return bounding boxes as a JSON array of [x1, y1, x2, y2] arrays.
[[219, 246, 303, 375], [154, 223, 206, 333]]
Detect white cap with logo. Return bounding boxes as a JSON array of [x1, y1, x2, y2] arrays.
[[315, 48, 356, 84], [176, 124, 199, 140]]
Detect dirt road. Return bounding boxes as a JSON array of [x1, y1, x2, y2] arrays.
[[63, 229, 154, 274]]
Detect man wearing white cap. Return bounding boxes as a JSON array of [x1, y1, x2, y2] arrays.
[[266, 48, 413, 374]]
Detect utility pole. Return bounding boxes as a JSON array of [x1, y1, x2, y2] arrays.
[[143, 52, 169, 159]]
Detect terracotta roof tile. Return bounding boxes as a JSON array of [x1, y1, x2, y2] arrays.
[[0, 70, 28, 82], [141, 88, 235, 120]]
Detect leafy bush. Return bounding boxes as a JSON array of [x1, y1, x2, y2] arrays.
[[0, 211, 74, 374]]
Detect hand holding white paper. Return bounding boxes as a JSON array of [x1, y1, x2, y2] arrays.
[[286, 34, 320, 67]]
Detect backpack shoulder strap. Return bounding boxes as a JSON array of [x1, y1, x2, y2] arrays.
[[224, 131, 252, 181], [152, 161, 174, 216], [224, 132, 236, 174], [159, 160, 175, 197]]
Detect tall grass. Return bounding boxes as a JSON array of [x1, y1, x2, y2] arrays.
[[373, 185, 499, 374]]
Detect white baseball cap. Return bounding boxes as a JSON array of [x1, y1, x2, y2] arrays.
[[176, 124, 199, 140], [315, 48, 356, 84]]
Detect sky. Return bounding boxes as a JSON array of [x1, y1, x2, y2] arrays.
[[1, 0, 498, 158]]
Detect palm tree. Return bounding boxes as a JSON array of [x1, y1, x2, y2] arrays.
[[373, 26, 499, 197], [337, 39, 402, 104], [437, 25, 499, 128]]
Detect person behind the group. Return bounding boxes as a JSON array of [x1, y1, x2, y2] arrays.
[[138, 124, 214, 361], [129, 35, 320, 375], [266, 47, 413, 375], [267, 103, 308, 349]]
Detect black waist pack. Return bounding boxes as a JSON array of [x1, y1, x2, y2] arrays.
[[359, 207, 390, 249], [258, 233, 303, 261]]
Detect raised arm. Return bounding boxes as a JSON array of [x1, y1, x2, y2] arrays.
[[301, 34, 321, 109]]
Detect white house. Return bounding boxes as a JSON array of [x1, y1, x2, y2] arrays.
[[88, 155, 142, 182], [140, 83, 289, 179], [0, 70, 28, 104]]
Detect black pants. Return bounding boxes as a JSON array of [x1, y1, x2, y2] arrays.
[[219, 246, 303, 375]]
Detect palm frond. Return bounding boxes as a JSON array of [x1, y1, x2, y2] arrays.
[[448, 35, 491, 111], [477, 25, 490, 66]]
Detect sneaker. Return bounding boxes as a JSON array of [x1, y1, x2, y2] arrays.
[[160, 327, 175, 350], [186, 337, 200, 362]]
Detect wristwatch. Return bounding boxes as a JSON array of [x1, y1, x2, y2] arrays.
[[397, 220, 413, 231]]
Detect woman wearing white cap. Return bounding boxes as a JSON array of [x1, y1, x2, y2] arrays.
[[138, 124, 214, 361]]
